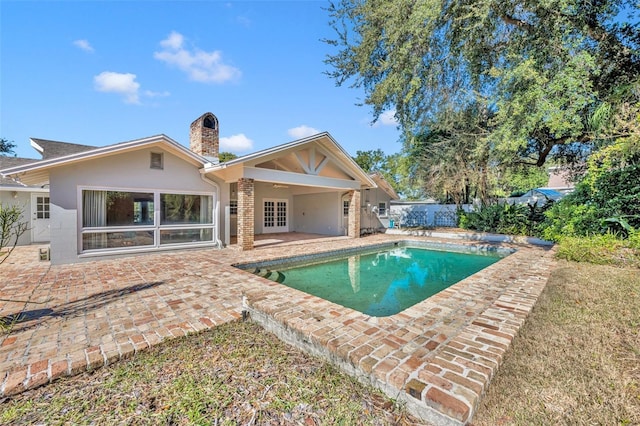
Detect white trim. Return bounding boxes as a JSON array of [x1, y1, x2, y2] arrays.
[[242, 166, 362, 190], [0, 186, 49, 193], [202, 132, 377, 188], [377, 201, 388, 218], [77, 185, 217, 255], [263, 198, 289, 233], [1, 135, 208, 185]]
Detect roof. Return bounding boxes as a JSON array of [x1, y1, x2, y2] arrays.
[[369, 172, 400, 200], [522, 188, 564, 199], [0, 156, 40, 187], [0, 135, 209, 186], [205, 132, 376, 189], [30, 138, 96, 160]]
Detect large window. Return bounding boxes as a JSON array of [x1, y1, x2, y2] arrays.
[[81, 189, 214, 252], [160, 194, 212, 224]]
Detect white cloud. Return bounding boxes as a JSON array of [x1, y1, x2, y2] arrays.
[[94, 71, 141, 104], [73, 39, 94, 53], [154, 31, 241, 84], [220, 134, 253, 152], [288, 125, 320, 139], [372, 110, 399, 127]]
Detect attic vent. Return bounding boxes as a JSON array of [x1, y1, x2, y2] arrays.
[[150, 152, 164, 170]]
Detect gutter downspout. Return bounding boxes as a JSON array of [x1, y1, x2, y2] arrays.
[[200, 171, 223, 249]]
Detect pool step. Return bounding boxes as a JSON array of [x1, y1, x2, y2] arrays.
[[253, 268, 286, 283]]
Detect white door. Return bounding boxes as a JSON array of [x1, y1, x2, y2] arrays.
[[31, 193, 51, 242], [342, 198, 350, 235], [263, 199, 288, 233]]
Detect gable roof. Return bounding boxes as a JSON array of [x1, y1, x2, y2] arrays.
[[0, 156, 41, 187], [0, 135, 209, 186], [30, 138, 96, 160], [370, 172, 400, 200], [206, 132, 376, 188]]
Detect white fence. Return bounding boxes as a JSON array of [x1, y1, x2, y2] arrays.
[[389, 203, 472, 228]]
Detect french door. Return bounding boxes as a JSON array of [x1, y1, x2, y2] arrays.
[[263, 199, 288, 233]]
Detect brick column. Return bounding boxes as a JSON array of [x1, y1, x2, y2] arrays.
[[348, 190, 361, 238], [237, 178, 255, 251]]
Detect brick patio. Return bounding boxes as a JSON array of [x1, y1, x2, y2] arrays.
[[0, 233, 555, 425]]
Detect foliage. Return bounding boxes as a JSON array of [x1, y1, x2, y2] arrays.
[[353, 148, 387, 173], [352, 148, 424, 199], [540, 199, 603, 241], [496, 165, 549, 197], [459, 200, 552, 236], [542, 136, 640, 240], [325, 0, 640, 168], [0, 203, 29, 265], [218, 151, 238, 162], [1, 138, 16, 156], [405, 102, 495, 205], [554, 232, 640, 267]]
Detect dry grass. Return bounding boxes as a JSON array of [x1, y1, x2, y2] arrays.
[[1, 320, 425, 426], [472, 261, 640, 425]]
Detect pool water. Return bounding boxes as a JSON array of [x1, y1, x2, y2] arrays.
[[250, 246, 503, 317]]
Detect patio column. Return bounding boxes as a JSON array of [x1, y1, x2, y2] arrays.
[[347, 190, 361, 238], [237, 178, 255, 251]]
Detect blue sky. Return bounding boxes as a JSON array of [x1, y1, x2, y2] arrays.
[[0, 1, 402, 160]]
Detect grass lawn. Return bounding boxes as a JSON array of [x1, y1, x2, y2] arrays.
[[1, 260, 638, 425], [472, 260, 640, 425]]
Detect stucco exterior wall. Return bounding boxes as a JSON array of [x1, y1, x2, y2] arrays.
[[48, 147, 222, 264], [292, 192, 342, 236], [0, 190, 33, 246], [361, 187, 394, 230]]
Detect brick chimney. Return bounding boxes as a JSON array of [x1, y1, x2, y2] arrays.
[[190, 112, 219, 160]]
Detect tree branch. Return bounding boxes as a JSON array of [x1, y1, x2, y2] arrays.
[[501, 14, 534, 32]]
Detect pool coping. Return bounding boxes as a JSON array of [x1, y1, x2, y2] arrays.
[[239, 238, 556, 425]]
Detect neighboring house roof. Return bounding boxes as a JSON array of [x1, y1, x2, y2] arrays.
[[521, 188, 564, 201], [369, 172, 400, 200], [0, 135, 209, 186], [0, 156, 40, 187], [205, 132, 376, 189], [1, 139, 96, 188], [30, 138, 96, 160]]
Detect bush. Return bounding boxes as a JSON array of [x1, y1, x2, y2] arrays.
[[541, 200, 603, 241], [459, 201, 552, 236]]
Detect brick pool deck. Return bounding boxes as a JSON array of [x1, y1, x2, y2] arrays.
[[0, 233, 555, 425]]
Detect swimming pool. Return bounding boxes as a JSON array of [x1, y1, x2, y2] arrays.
[[239, 243, 509, 317]]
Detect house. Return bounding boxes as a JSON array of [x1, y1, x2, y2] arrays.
[[0, 156, 50, 246], [545, 165, 575, 194], [0, 138, 97, 247], [1, 112, 384, 264], [517, 188, 564, 204], [360, 172, 400, 233]]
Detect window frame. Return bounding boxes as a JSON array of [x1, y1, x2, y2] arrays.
[[377, 201, 388, 218], [78, 186, 216, 255]]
